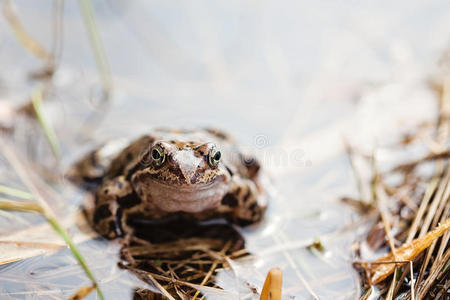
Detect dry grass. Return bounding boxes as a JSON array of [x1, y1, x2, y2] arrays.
[[348, 77, 450, 300], [119, 220, 248, 299]]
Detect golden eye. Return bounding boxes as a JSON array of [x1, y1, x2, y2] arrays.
[[151, 145, 166, 166], [208, 147, 221, 168]]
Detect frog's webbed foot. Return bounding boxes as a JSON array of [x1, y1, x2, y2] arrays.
[[93, 175, 139, 239], [219, 176, 267, 226]]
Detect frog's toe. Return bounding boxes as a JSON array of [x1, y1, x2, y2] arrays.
[[93, 216, 124, 239], [92, 202, 124, 239]]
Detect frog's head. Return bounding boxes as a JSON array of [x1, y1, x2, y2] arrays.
[[131, 140, 230, 213]]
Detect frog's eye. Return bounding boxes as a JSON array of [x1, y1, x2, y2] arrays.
[[151, 145, 166, 167], [208, 147, 221, 168]]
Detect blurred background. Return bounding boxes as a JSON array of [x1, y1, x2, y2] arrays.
[[0, 1, 450, 299]]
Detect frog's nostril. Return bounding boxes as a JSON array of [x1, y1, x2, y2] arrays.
[[190, 173, 200, 184]]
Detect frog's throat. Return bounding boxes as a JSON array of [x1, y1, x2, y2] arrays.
[[136, 179, 229, 213]]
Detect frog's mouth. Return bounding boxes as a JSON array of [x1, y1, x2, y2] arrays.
[[138, 178, 229, 213]]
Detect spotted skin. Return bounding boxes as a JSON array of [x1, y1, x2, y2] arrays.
[[70, 128, 268, 239], [217, 176, 266, 226]]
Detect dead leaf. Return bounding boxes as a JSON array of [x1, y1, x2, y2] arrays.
[[360, 218, 450, 284]]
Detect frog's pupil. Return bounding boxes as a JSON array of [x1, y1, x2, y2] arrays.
[[214, 151, 221, 161], [152, 149, 161, 160]]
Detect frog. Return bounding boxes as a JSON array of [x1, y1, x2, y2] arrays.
[[69, 128, 268, 239]]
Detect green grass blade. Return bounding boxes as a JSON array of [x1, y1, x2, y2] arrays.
[[0, 184, 33, 200], [31, 86, 61, 159], [77, 0, 113, 99], [0, 199, 105, 300], [47, 216, 105, 300]]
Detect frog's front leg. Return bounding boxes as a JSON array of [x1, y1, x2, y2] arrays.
[[68, 139, 130, 189], [219, 176, 268, 226], [92, 175, 141, 239]]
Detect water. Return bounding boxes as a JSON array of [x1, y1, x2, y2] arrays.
[[1, 1, 449, 299]]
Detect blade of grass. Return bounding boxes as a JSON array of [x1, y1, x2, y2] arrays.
[[385, 268, 397, 300], [46, 216, 103, 298], [50, 0, 64, 69], [31, 85, 61, 159], [414, 167, 450, 292], [343, 140, 366, 203], [409, 261, 415, 300], [2, 0, 51, 61], [0, 144, 103, 300], [406, 177, 439, 242], [375, 183, 398, 260], [0, 240, 64, 250], [371, 151, 402, 299], [0, 209, 30, 226], [0, 198, 43, 213], [77, 0, 113, 99], [0, 184, 33, 200], [0, 199, 104, 300], [375, 178, 400, 300], [417, 248, 450, 299]]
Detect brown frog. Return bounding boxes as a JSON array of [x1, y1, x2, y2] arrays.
[[69, 128, 268, 239]]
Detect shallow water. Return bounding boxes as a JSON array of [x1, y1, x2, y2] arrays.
[[1, 1, 449, 299]]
